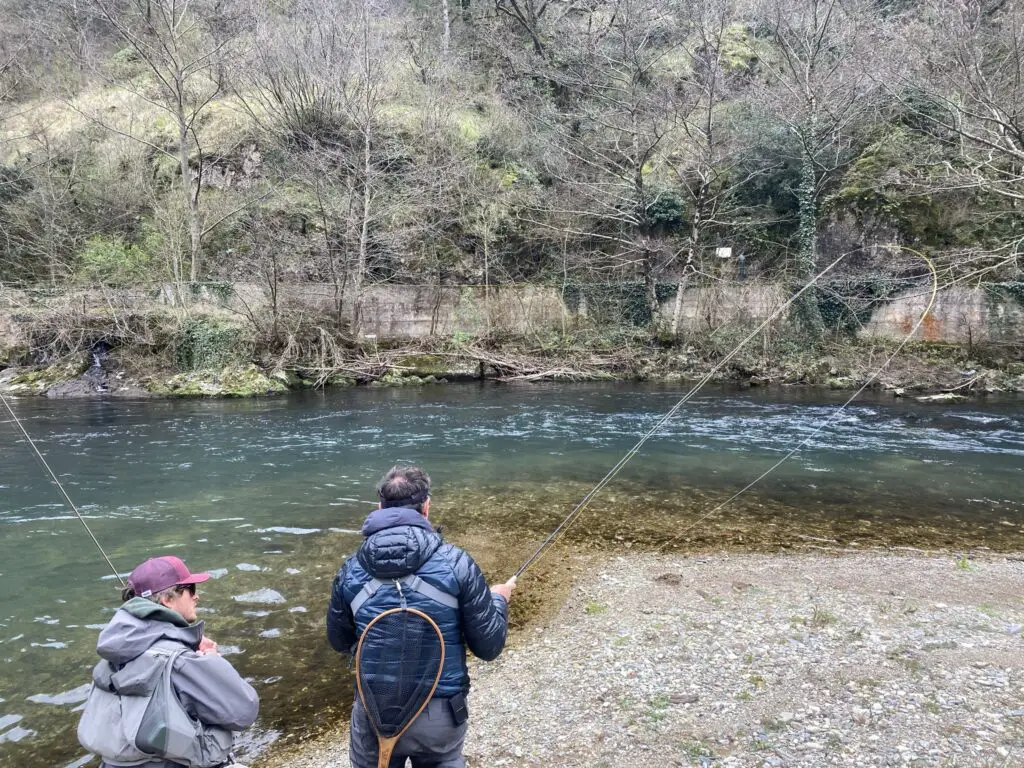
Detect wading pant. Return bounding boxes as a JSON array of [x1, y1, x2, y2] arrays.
[[349, 696, 468, 768]]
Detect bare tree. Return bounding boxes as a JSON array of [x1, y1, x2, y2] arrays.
[[85, 0, 246, 289], [745, 0, 882, 269], [243, 0, 401, 336], [735, 0, 886, 334], [664, 0, 772, 333], [524, 0, 706, 326], [892, 0, 1024, 277]]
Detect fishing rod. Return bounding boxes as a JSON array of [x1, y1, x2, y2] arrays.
[[514, 250, 850, 578], [657, 246, 938, 551], [0, 390, 125, 586], [513, 246, 939, 578]]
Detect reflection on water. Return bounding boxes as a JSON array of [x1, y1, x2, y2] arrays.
[[0, 383, 1022, 766]]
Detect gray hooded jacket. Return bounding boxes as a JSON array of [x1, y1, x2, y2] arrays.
[[80, 598, 259, 767]]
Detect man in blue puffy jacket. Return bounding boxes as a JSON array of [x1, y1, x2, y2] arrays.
[[326, 464, 515, 768]]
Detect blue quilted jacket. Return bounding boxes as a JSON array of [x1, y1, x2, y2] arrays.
[[326, 507, 509, 697]]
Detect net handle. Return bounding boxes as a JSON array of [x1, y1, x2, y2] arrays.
[[354, 606, 446, 768]]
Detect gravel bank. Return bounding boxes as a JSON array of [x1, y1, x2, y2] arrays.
[[260, 551, 1024, 767]]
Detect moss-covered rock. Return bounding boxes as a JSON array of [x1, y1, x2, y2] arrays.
[[826, 376, 856, 390], [155, 364, 288, 397], [370, 370, 440, 387], [395, 355, 449, 376], [395, 354, 480, 380], [3, 359, 90, 393], [271, 369, 315, 389]]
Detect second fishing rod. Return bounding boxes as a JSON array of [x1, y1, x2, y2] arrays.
[[513, 245, 940, 580]]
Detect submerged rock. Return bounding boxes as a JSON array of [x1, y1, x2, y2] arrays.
[[26, 683, 91, 706], [915, 392, 968, 403], [232, 588, 286, 605]]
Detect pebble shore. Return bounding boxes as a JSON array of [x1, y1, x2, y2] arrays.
[[259, 551, 1024, 767]]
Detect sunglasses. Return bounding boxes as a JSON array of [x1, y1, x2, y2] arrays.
[[173, 583, 197, 596]]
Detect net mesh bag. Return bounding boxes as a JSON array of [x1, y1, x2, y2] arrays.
[[356, 607, 445, 748]]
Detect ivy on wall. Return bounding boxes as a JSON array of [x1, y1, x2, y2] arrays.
[[175, 318, 242, 371], [816, 277, 908, 335], [562, 281, 678, 328], [986, 282, 1024, 308]]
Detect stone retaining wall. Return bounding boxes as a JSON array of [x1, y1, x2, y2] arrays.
[[1, 282, 1021, 345], [861, 286, 1024, 344]]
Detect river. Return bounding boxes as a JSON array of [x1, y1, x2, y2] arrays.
[[1, 383, 1022, 766]]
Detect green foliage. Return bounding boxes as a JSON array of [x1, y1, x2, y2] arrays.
[[174, 318, 243, 371], [790, 289, 825, 338], [111, 47, 139, 66], [810, 606, 838, 628], [5, 0, 1023, 318], [75, 236, 152, 285], [831, 127, 1022, 249], [719, 23, 759, 72], [152, 154, 179, 188], [645, 193, 686, 234], [646, 693, 670, 723], [986, 282, 1024, 308], [817, 277, 906, 335], [955, 554, 973, 572]]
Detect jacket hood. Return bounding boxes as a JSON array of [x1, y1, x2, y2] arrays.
[[357, 507, 440, 579], [96, 597, 204, 664], [361, 507, 433, 536]]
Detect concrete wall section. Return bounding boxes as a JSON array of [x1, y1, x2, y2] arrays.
[[1, 283, 1021, 344], [860, 287, 1024, 344], [357, 285, 568, 337], [657, 281, 787, 332]]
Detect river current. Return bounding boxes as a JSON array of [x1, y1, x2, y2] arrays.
[[1, 383, 1022, 766]]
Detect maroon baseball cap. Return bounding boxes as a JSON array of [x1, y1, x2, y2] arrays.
[[127, 556, 210, 598]]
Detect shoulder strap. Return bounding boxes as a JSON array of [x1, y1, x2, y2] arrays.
[[401, 575, 459, 609], [350, 575, 458, 616], [350, 578, 386, 616]]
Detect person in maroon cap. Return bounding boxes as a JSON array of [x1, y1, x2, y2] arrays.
[[78, 555, 259, 768]]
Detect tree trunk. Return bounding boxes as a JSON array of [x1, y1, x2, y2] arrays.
[[643, 253, 660, 330], [441, 0, 451, 54], [669, 276, 688, 338], [483, 234, 491, 334], [352, 128, 371, 336], [794, 116, 824, 334], [177, 105, 202, 285], [351, 0, 374, 337]]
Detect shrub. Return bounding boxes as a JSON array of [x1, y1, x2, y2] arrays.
[[75, 235, 152, 286], [175, 317, 242, 371]]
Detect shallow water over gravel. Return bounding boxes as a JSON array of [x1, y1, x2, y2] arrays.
[[0, 383, 1021, 766]]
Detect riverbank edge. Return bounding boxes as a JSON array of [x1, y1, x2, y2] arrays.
[[2, 337, 1022, 399], [255, 547, 1024, 768]]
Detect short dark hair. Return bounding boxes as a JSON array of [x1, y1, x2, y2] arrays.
[[121, 585, 176, 604], [377, 465, 431, 513]]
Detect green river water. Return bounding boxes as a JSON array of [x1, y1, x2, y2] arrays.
[[1, 383, 1022, 766]]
